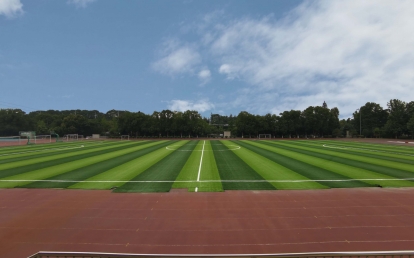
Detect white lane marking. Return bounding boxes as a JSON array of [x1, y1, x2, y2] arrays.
[[166, 144, 240, 151], [322, 144, 414, 157], [0, 146, 85, 157], [195, 140, 206, 192], [2, 178, 414, 183], [388, 141, 414, 144]]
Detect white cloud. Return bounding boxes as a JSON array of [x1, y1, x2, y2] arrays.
[[67, 0, 96, 8], [152, 40, 201, 76], [168, 99, 214, 112], [198, 69, 211, 80], [0, 0, 23, 18], [213, 1, 414, 116], [161, 0, 414, 117], [198, 68, 211, 85]]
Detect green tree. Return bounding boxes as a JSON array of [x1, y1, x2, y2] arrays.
[[373, 127, 381, 138], [353, 102, 388, 137], [385, 99, 407, 138], [407, 115, 414, 139]]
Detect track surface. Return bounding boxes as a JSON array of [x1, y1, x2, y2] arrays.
[[1, 188, 414, 257]]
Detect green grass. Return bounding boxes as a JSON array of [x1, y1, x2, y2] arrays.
[[212, 140, 276, 190], [0, 139, 413, 192]]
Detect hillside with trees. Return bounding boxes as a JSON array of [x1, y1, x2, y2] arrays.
[[1, 99, 413, 139]]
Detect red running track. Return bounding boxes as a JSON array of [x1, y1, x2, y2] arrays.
[[1, 188, 414, 258]]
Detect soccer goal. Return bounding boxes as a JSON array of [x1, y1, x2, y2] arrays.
[[0, 136, 22, 146], [20, 131, 36, 145], [34, 135, 52, 144], [65, 134, 78, 141], [121, 135, 130, 140], [259, 134, 272, 139]]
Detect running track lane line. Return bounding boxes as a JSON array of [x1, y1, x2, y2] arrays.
[[195, 140, 205, 192]]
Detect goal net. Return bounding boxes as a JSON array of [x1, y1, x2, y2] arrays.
[[0, 136, 22, 146], [121, 135, 130, 140], [259, 134, 272, 139], [34, 135, 51, 144], [20, 131, 36, 145], [64, 134, 78, 141]]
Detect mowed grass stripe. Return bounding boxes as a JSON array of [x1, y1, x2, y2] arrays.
[[0, 140, 117, 156], [23, 140, 177, 189], [0, 140, 111, 157], [172, 141, 202, 191], [0, 141, 150, 180], [0, 140, 90, 154], [196, 141, 223, 192], [115, 141, 196, 192], [0, 140, 146, 173], [0, 141, 168, 188], [266, 141, 414, 173], [314, 140, 414, 155], [0, 141, 130, 165], [289, 140, 414, 164], [70, 140, 188, 190], [317, 139, 414, 148], [258, 141, 414, 187], [221, 140, 327, 190], [241, 141, 372, 188], [212, 140, 275, 190]]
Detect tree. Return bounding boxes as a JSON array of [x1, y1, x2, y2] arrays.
[[385, 99, 408, 138], [332, 128, 341, 138], [353, 102, 388, 137], [302, 106, 316, 137], [236, 111, 257, 138], [373, 127, 381, 138], [407, 115, 414, 139]]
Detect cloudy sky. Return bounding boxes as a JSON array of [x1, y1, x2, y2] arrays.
[[1, 0, 413, 118]]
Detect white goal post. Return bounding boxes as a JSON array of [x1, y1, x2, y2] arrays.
[[64, 134, 78, 141], [0, 136, 21, 143], [121, 135, 130, 140], [34, 135, 52, 143], [259, 134, 272, 139]]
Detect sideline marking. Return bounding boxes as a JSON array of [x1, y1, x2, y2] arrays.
[[322, 144, 414, 157], [166, 144, 240, 151], [0, 146, 85, 157], [2, 178, 414, 184], [195, 140, 206, 192], [388, 141, 414, 144]]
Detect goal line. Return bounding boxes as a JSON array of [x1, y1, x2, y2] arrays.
[[2, 178, 414, 183]]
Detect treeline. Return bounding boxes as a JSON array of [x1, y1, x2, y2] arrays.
[[0, 99, 413, 138]]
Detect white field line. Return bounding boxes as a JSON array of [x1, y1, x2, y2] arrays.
[[166, 144, 240, 151], [0, 146, 85, 157], [388, 141, 414, 144], [195, 140, 206, 192], [2, 178, 414, 184], [322, 144, 414, 157]]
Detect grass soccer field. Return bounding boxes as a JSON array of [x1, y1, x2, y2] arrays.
[[0, 139, 413, 192]]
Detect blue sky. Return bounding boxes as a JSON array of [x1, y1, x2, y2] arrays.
[[1, 0, 413, 118]]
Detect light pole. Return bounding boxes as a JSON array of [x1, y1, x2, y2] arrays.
[[356, 108, 361, 136]]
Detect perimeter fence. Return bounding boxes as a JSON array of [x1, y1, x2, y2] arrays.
[[28, 251, 414, 258]]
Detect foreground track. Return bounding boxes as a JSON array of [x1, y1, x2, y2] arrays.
[[1, 188, 414, 257]]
